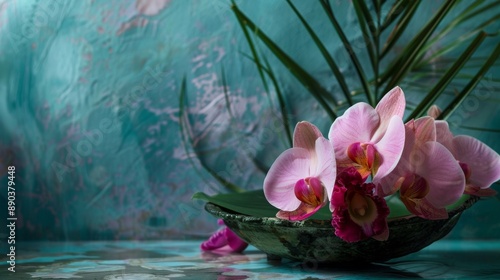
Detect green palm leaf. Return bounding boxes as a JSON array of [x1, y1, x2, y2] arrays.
[[184, 0, 500, 196], [232, 1, 338, 120]]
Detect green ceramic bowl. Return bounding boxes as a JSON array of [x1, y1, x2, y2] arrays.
[[205, 196, 479, 264]]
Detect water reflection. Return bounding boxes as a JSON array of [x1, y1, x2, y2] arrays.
[[7, 241, 500, 279]]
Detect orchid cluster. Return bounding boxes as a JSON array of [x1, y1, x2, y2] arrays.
[[264, 86, 500, 243]]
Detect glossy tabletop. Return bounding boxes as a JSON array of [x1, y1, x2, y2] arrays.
[[1, 240, 499, 279]]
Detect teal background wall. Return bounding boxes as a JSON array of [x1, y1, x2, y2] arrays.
[[0, 0, 498, 241]]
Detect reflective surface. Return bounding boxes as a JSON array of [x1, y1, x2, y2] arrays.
[[0, 240, 499, 279]]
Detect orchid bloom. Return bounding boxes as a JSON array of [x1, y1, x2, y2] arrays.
[[377, 117, 465, 220], [201, 220, 248, 253], [328, 86, 406, 181], [264, 121, 336, 220], [331, 167, 389, 243], [434, 120, 500, 197]]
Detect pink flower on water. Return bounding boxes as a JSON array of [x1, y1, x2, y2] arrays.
[[328, 86, 406, 181], [264, 121, 336, 220], [331, 167, 389, 243], [377, 117, 465, 220], [201, 220, 248, 253], [435, 120, 499, 197]]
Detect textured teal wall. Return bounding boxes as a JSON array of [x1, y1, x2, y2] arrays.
[[0, 0, 498, 241]]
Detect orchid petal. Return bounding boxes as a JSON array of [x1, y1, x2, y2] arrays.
[[435, 120, 455, 153], [329, 103, 380, 161], [312, 137, 336, 198], [264, 148, 311, 211], [374, 86, 406, 141], [374, 122, 415, 195], [225, 227, 249, 252], [453, 135, 500, 189], [332, 208, 366, 243], [201, 227, 248, 253], [427, 105, 442, 119], [276, 202, 324, 221], [294, 177, 325, 206], [347, 191, 378, 228], [401, 197, 449, 220], [416, 142, 465, 207], [346, 142, 375, 180], [372, 227, 389, 241], [201, 228, 228, 251], [413, 117, 436, 146], [331, 183, 347, 209], [465, 185, 498, 197], [293, 121, 323, 174], [373, 115, 405, 180], [331, 168, 389, 242], [375, 171, 402, 197], [371, 195, 390, 241], [293, 121, 323, 150]]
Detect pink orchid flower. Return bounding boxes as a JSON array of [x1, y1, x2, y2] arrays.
[[328, 86, 406, 181], [377, 117, 465, 220], [427, 105, 442, 119], [201, 220, 248, 253], [331, 167, 389, 243], [264, 121, 336, 220], [434, 120, 499, 197]]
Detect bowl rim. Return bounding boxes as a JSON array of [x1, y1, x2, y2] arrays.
[[205, 195, 479, 228]]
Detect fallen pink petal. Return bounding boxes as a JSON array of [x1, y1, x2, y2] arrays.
[[201, 221, 248, 254]]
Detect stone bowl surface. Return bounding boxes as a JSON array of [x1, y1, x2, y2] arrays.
[[205, 196, 479, 263]]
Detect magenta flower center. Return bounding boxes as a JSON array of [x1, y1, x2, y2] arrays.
[[345, 189, 378, 226], [350, 192, 368, 217], [294, 177, 325, 207], [347, 142, 382, 179], [397, 173, 430, 210]]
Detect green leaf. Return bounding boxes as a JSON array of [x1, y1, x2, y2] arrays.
[[381, 0, 457, 93], [179, 77, 244, 193], [459, 0, 499, 23], [320, 0, 374, 106], [286, 0, 353, 106], [193, 189, 473, 220], [415, 14, 500, 69], [352, 0, 377, 76], [380, 1, 410, 31], [438, 43, 500, 121], [220, 65, 235, 120], [414, 0, 486, 58], [232, 2, 271, 105], [232, 1, 338, 121], [193, 190, 280, 218], [406, 32, 488, 122], [380, 1, 420, 60], [456, 125, 500, 134], [355, 0, 377, 41], [262, 56, 293, 147]]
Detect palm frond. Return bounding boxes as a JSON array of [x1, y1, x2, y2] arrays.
[[380, 1, 420, 60], [287, 0, 353, 106], [232, 1, 338, 120], [406, 32, 488, 121], [179, 77, 244, 193], [439, 43, 500, 121], [320, 0, 375, 106], [191, 0, 500, 193], [381, 0, 457, 94]]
